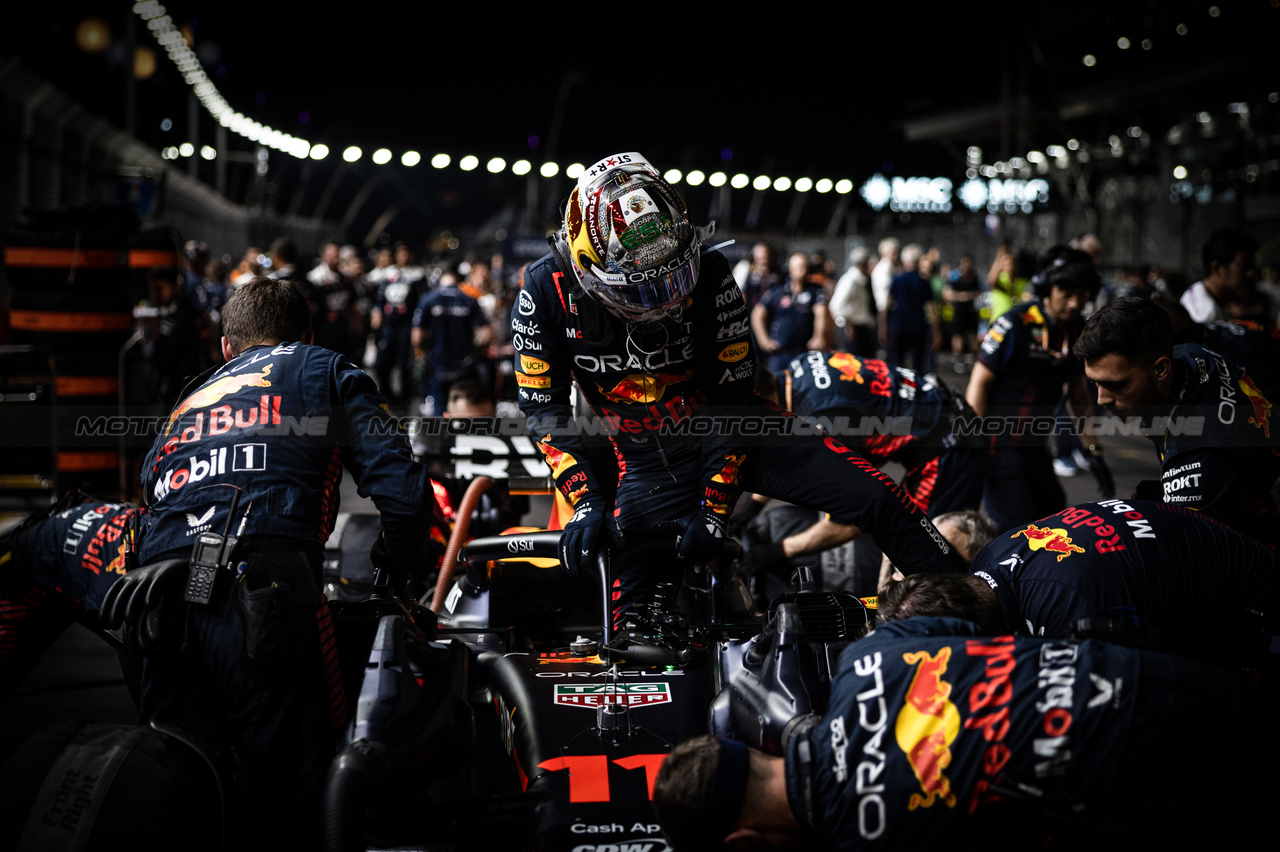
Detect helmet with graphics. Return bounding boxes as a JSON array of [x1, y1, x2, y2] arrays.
[[552, 152, 710, 323]]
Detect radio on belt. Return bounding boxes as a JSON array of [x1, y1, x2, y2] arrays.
[[185, 487, 252, 605]]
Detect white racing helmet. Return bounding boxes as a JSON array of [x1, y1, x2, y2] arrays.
[[552, 152, 711, 323]]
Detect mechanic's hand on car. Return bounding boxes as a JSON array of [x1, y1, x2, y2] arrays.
[[1090, 452, 1116, 499], [675, 508, 728, 564], [558, 496, 625, 577], [99, 559, 190, 656]]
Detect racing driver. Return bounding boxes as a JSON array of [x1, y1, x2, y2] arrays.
[[513, 152, 963, 623]]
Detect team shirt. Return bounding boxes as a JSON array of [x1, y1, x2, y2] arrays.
[[1193, 320, 1280, 399], [971, 499, 1277, 659], [760, 282, 828, 352], [789, 617, 1139, 850], [1146, 343, 1280, 548], [783, 351, 968, 470], [413, 285, 487, 374], [139, 343, 432, 566], [977, 299, 1083, 447]]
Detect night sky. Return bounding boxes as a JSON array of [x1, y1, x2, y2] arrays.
[[3, 1, 1274, 239]]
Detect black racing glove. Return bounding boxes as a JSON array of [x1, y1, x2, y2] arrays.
[[741, 541, 787, 576], [99, 559, 190, 657], [558, 496, 625, 577], [369, 531, 406, 593], [675, 508, 729, 564], [1090, 453, 1116, 499]]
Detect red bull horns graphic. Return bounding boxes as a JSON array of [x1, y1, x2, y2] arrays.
[[1011, 524, 1086, 561], [827, 352, 865, 383], [1239, 374, 1273, 438], [895, 647, 961, 810], [166, 365, 274, 433], [598, 372, 685, 404]]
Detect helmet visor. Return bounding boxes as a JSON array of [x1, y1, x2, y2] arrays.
[[581, 249, 700, 321]]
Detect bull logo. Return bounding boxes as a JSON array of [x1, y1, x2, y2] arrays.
[[1239, 374, 1273, 438], [599, 372, 685, 405], [895, 647, 960, 810], [166, 365, 273, 433], [1012, 525, 1086, 561], [827, 353, 865, 383]]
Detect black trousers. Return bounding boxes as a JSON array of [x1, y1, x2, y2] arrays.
[[608, 403, 965, 619]]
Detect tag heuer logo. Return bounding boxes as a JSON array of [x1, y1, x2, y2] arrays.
[[554, 683, 672, 709]]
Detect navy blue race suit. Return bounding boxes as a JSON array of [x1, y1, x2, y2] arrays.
[[1143, 343, 1280, 549], [513, 252, 963, 619], [139, 341, 431, 568], [0, 501, 146, 702], [976, 299, 1083, 530], [1190, 320, 1280, 399], [136, 341, 434, 819], [782, 351, 984, 515], [970, 499, 1277, 661], [785, 617, 1266, 850]]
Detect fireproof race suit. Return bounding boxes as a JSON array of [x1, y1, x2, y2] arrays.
[[1146, 343, 1280, 548], [784, 616, 1267, 850], [514, 252, 963, 614], [783, 351, 984, 514], [0, 500, 146, 702], [135, 341, 435, 818], [970, 499, 1278, 661], [1191, 319, 1280, 399], [139, 341, 432, 569]]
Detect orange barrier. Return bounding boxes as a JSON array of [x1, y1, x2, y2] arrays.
[[9, 311, 133, 333], [3, 247, 123, 268]]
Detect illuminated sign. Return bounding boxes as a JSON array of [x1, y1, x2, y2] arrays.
[[859, 174, 1050, 214], [860, 174, 953, 213], [958, 178, 1051, 213]]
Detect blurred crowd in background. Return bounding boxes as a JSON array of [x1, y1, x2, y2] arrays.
[[131, 226, 1276, 425]]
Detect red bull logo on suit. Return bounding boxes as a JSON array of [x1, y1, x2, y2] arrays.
[[1011, 525, 1086, 561], [895, 647, 961, 810]]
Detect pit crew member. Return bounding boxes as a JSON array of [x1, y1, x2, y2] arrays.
[[878, 500, 1278, 663], [1074, 296, 1280, 549], [745, 352, 986, 576], [0, 497, 145, 703], [965, 248, 1113, 531], [653, 617, 1267, 850], [105, 277, 437, 832]]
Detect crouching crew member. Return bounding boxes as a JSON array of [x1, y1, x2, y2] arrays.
[[654, 616, 1268, 850], [878, 499, 1278, 665]]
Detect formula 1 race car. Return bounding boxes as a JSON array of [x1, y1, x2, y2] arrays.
[[0, 473, 875, 852], [321, 475, 877, 851]]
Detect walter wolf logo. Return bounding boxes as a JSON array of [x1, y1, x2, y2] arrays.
[[554, 683, 671, 709]]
